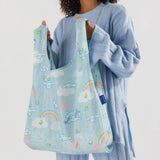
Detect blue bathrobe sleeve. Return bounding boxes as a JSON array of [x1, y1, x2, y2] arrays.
[[89, 6, 141, 78]]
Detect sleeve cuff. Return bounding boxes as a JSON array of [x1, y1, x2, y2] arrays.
[[91, 24, 108, 43], [89, 24, 117, 68]]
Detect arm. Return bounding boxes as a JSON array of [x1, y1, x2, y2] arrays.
[[89, 5, 141, 78]]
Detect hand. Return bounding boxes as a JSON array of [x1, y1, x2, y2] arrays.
[[41, 20, 51, 40], [41, 20, 50, 59], [76, 15, 95, 40]]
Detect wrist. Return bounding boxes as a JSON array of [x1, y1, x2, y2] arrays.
[[86, 20, 95, 40]]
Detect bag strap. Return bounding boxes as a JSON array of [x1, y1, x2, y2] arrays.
[[46, 17, 89, 70], [76, 18, 107, 105], [75, 17, 89, 61]]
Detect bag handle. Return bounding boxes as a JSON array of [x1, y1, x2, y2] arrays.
[[75, 17, 89, 59], [46, 17, 89, 70], [76, 18, 108, 105]]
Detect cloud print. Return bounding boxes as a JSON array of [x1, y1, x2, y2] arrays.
[[57, 86, 75, 96], [49, 70, 64, 78], [32, 117, 48, 128], [78, 90, 94, 102]]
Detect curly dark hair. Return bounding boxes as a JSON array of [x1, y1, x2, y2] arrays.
[[59, 0, 117, 17]]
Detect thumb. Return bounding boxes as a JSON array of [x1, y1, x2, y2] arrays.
[[42, 20, 46, 25], [76, 15, 83, 19]]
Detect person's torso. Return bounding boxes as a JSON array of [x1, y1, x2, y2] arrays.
[[57, 2, 115, 69]]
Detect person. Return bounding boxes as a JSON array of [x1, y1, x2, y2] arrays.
[[42, 0, 141, 160]]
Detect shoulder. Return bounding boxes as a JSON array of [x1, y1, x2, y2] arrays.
[[102, 2, 131, 21], [103, 2, 133, 33], [103, 2, 128, 14], [104, 3, 134, 40], [55, 17, 65, 29]]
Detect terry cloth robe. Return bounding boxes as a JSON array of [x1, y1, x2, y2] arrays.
[[49, 2, 141, 160]]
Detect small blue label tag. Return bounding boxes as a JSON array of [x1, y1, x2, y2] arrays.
[[99, 95, 107, 104]]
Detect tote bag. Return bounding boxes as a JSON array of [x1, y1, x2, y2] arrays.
[[24, 17, 114, 154]]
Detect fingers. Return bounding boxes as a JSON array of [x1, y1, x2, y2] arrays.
[[47, 27, 51, 40], [47, 28, 50, 34], [47, 29, 51, 40], [76, 15, 82, 19], [41, 20, 51, 40], [42, 20, 46, 25]]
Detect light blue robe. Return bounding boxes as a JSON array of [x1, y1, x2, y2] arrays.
[[49, 2, 141, 160]]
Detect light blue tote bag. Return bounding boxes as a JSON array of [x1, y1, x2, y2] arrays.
[[24, 17, 114, 154]]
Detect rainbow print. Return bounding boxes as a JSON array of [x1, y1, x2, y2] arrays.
[[40, 111, 59, 122], [84, 80, 94, 91], [99, 132, 111, 144], [95, 82, 104, 89], [27, 144, 40, 150]]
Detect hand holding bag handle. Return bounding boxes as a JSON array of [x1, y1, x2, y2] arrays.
[[24, 17, 114, 154]]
